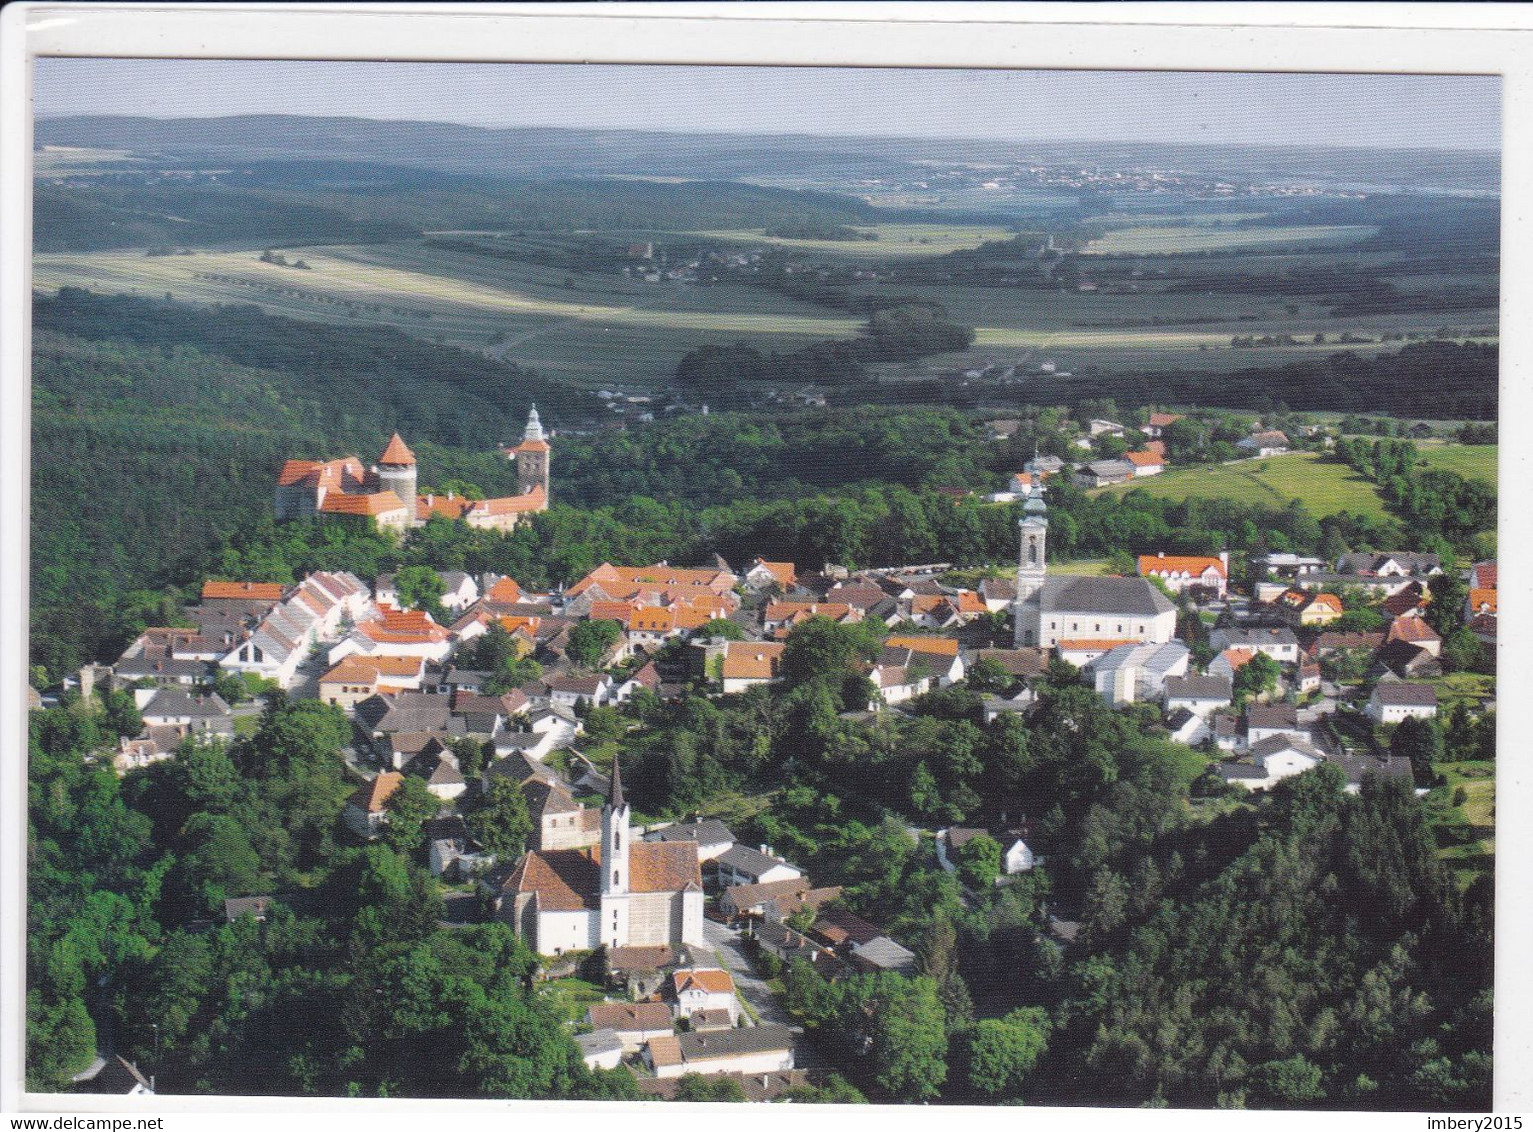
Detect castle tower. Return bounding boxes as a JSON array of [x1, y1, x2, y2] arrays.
[[1013, 481, 1049, 647], [511, 405, 551, 501], [600, 756, 631, 948], [377, 432, 418, 514]]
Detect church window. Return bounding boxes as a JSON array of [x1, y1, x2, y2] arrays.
[[613, 870, 620, 886], [615, 832, 621, 851]]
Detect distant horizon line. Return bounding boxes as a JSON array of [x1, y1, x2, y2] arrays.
[[32, 110, 1502, 156]]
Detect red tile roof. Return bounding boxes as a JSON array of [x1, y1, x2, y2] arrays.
[[350, 771, 403, 814], [721, 642, 786, 681], [320, 491, 408, 517], [885, 635, 960, 657], [1138, 554, 1226, 579], [673, 969, 735, 995], [379, 432, 416, 466], [1125, 450, 1164, 467], [202, 580, 285, 602], [487, 577, 523, 604]]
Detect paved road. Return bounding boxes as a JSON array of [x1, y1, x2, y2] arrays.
[[702, 918, 794, 1029], [701, 918, 829, 1071]]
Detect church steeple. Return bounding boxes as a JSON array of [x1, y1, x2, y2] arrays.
[[523, 404, 545, 443], [602, 757, 631, 899], [1014, 480, 1049, 647]]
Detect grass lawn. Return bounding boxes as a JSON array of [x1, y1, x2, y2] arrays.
[[1430, 672, 1496, 713], [1427, 760, 1495, 888], [1092, 451, 1384, 519], [1048, 558, 1113, 576], [1414, 443, 1497, 488], [541, 977, 608, 1025], [233, 714, 259, 738]]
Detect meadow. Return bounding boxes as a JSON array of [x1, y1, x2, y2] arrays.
[[1090, 450, 1387, 517], [1414, 442, 1498, 486]]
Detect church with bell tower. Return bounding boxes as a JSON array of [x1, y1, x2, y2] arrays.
[[491, 757, 705, 957], [1012, 468, 1177, 649]]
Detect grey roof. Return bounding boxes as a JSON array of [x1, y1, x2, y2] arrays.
[[1338, 551, 1441, 576], [677, 1024, 795, 1061], [1085, 459, 1135, 477], [973, 647, 1048, 678], [1246, 703, 1300, 730], [1037, 575, 1176, 618], [576, 1028, 624, 1059], [1249, 734, 1326, 761], [224, 896, 272, 920], [404, 749, 464, 788], [359, 692, 452, 734], [1372, 681, 1439, 706], [141, 689, 232, 718], [1215, 626, 1299, 649], [1332, 752, 1415, 785], [1216, 761, 1270, 781], [525, 779, 582, 816], [851, 935, 918, 972], [115, 657, 212, 681], [1164, 674, 1232, 701], [1088, 640, 1189, 676], [646, 819, 735, 847], [717, 844, 799, 878]]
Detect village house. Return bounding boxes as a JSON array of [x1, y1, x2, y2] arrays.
[[1207, 647, 1257, 684], [586, 1001, 674, 1053], [1209, 626, 1300, 664], [526, 780, 603, 852], [1074, 458, 1136, 488], [1237, 430, 1290, 458], [1245, 703, 1308, 746], [644, 819, 736, 862], [1217, 734, 1326, 790], [718, 877, 817, 921], [1386, 615, 1443, 657], [343, 772, 403, 839], [1138, 552, 1229, 597], [646, 1025, 796, 1080], [1141, 412, 1183, 438], [575, 1029, 625, 1072], [1162, 673, 1233, 716], [1367, 682, 1440, 724], [711, 844, 803, 890], [719, 641, 787, 694], [744, 558, 796, 592], [1277, 589, 1344, 627], [136, 688, 234, 737], [1124, 449, 1165, 477], [318, 655, 428, 710], [667, 968, 740, 1024], [883, 636, 965, 685]]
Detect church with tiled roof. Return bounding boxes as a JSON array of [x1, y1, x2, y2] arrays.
[[487, 758, 705, 956], [274, 408, 551, 535]]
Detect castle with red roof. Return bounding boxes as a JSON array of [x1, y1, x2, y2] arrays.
[[274, 407, 551, 534]]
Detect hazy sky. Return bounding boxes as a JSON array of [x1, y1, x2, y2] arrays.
[[34, 60, 1501, 150]]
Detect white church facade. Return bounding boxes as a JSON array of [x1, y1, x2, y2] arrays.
[[1011, 480, 1178, 649], [490, 760, 705, 956]]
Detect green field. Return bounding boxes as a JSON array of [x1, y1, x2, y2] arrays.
[[1429, 760, 1495, 889], [1092, 451, 1385, 517], [1415, 443, 1498, 487], [1082, 224, 1378, 256]]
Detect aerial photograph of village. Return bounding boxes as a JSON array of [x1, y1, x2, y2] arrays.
[[24, 57, 1498, 1111]]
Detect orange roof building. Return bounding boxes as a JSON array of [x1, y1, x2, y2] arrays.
[[201, 580, 287, 603], [378, 432, 417, 466], [885, 635, 960, 658], [1138, 552, 1229, 596]]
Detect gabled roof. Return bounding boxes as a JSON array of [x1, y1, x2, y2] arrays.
[[349, 771, 403, 815], [1246, 703, 1299, 730], [630, 841, 702, 894], [588, 1001, 672, 1032], [1372, 681, 1438, 706], [1164, 674, 1232, 701], [721, 641, 786, 681], [676, 1024, 795, 1062], [1124, 450, 1164, 468], [1038, 575, 1176, 617], [884, 634, 960, 658], [672, 968, 735, 996], [646, 819, 735, 847], [1388, 616, 1443, 645], [320, 491, 408, 517]]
